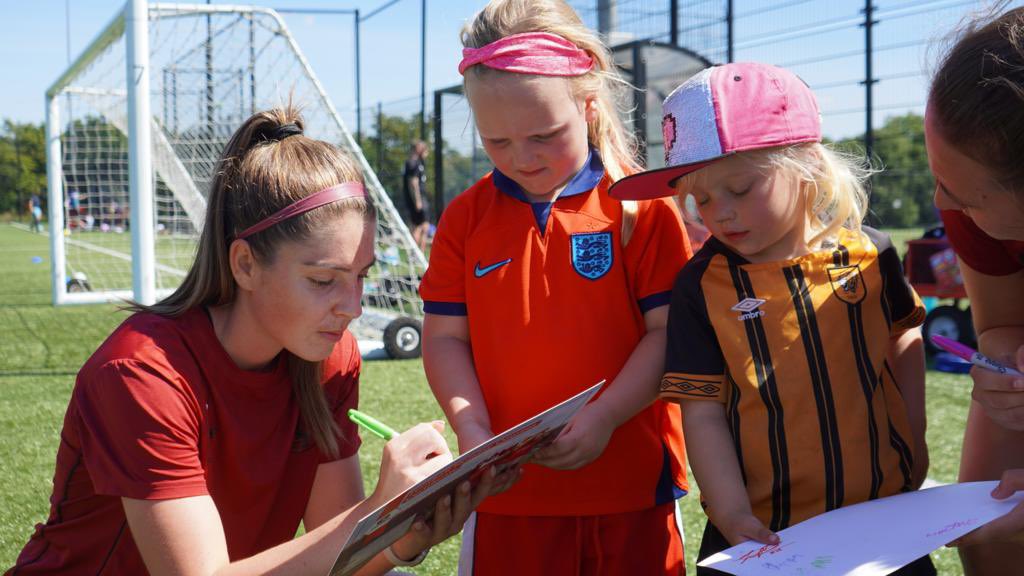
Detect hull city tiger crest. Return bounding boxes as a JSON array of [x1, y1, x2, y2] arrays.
[[828, 265, 866, 305], [570, 232, 613, 280]]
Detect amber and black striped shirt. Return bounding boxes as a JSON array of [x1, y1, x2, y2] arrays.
[[662, 227, 925, 530]]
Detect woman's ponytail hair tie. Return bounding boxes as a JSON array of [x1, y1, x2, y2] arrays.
[[458, 32, 594, 77], [257, 122, 304, 143]]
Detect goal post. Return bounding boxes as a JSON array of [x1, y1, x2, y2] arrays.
[[45, 2, 426, 343]]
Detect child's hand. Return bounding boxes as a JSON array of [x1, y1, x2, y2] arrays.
[[950, 469, 1024, 547], [531, 405, 614, 470], [454, 423, 522, 496], [717, 511, 780, 547]]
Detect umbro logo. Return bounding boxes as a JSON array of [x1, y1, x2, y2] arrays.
[[731, 297, 766, 321]]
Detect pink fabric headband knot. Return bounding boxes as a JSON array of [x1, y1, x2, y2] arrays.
[[235, 182, 366, 240], [458, 32, 594, 77]]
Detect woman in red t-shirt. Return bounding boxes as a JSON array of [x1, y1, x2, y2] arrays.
[[925, 6, 1024, 570], [6, 108, 508, 576]]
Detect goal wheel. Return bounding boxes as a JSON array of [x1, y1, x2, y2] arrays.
[[383, 317, 422, 360]]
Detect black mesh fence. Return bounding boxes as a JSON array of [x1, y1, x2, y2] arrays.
[[359, 0, 1020, 230]]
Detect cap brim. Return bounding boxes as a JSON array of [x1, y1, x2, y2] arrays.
[[609, 154, 729, 201]]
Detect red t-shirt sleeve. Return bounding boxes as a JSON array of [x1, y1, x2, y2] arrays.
[[74, 359, 209, 500], [942, 209, 1024, 276], [321, 333, 363, 462], [625, 197, 692, 313], [420, 195, 470, 315]]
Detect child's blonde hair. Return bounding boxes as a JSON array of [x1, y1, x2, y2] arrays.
[[461, 0, 641, 241], [676, 143, 872, 248]]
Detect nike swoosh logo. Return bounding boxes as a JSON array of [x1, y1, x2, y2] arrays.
[[474, 258, 513, 278]]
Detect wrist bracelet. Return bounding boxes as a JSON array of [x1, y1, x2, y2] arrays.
[[384, 543, 429, 567]]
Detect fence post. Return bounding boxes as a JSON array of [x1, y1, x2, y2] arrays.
[[632, 44, 647, 153], [433, 89, 444, 218], [355, 10, 362, 144], [376, 101, 384, 172], [862, 1, 878, 161], [727, 0, 734, 63], [670, 0, 678, 46]]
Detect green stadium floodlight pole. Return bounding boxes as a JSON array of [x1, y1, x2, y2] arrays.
[[127, 0, 157, 305], [275, 8, 362, 143]]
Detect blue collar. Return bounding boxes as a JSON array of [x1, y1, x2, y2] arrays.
[[492, 149, 605, 203], [491, 150, 605, 234]]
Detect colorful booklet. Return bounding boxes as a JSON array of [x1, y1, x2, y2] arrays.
[[330, 380, 605, 576]]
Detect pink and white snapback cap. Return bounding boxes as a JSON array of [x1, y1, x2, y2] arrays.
[[609, 62, 822, 201]]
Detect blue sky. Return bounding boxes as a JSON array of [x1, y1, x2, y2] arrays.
[[0, 1, 1008, 140], [1, 0, 485, 126]]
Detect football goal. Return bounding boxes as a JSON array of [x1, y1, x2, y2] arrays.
[[46, 1, 425, 357]]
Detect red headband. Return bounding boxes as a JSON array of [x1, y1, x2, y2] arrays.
[[458, 32, 594, 77], [235, 182, 366, 240]]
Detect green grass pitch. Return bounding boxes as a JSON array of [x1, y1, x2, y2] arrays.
[[0, 224, 970, 574]]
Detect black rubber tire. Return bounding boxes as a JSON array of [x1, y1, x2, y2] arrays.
[[383, 317, 422, 360], [923, 305, 974, 355], [67, 278, 92, 293]]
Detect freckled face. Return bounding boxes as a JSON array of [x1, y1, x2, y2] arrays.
[[688, 154, 809, 263], [466, 73, 596, 202], [247, 211, 376, 362]]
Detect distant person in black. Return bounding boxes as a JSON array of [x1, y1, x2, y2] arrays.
[[403, 140, 430, 253]]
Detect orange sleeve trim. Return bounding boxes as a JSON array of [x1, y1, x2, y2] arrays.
[[893, 305, 926, 333], [659, 372, 726, 402]]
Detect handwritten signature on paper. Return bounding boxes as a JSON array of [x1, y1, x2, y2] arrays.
[[926, 519, 978, 538], [739, 541, 791, 564]]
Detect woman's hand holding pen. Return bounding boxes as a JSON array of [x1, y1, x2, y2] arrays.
[[970, 345, 1024, 430], [371, 421, 453, 507], [367, 421, 494, 564]]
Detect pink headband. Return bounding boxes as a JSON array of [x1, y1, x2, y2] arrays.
[[458, 32, 594, 77], [235, 182, 366, 240]]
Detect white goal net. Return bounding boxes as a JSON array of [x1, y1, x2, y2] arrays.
[[46, 3, 425, 347]]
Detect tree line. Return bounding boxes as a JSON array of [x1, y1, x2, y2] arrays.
[[0, 121, 47, 216], [0, 112, 937, 229]]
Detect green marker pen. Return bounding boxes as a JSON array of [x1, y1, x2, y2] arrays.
[[348, 409, 399, 440]]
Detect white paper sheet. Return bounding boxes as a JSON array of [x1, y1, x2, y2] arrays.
[[699, 481, 1022, 576]]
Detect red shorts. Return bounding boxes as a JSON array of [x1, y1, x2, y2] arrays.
[[459, 502, 686, 575]]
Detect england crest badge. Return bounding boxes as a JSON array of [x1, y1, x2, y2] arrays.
[[570, 231, 613, 280]]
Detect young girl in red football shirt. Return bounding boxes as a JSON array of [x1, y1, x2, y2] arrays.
[[420, 1, 692, 574]]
